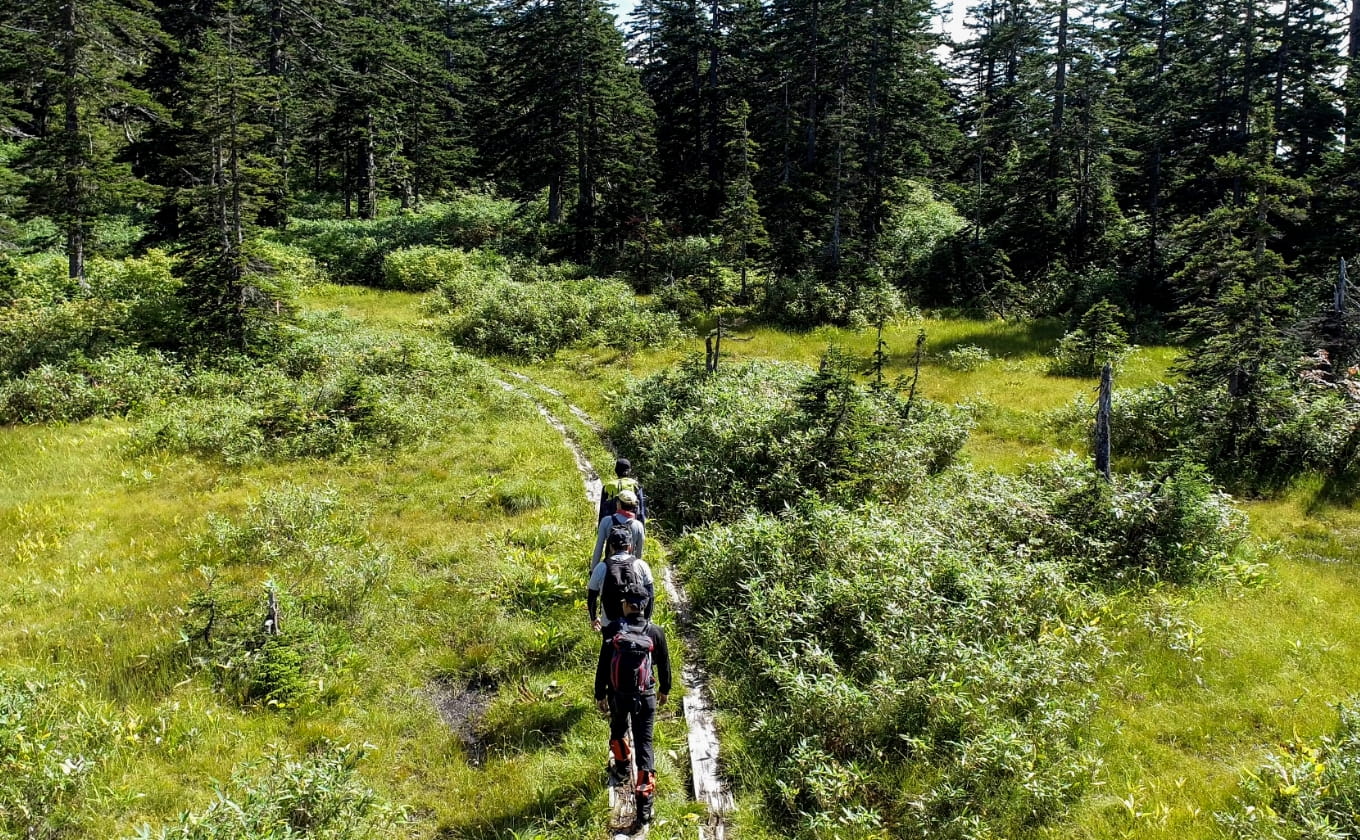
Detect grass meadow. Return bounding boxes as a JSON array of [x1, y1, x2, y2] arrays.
[[7, 284, 1360, 839], [514, 304, 1360, 840], [0, 284, 699, 839]]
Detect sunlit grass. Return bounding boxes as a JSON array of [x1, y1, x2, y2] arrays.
[[0, 287, 700, 839]]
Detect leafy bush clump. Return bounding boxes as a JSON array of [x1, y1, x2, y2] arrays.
[[0, 349, 184, 423], [613, 350, 971, 529], [1052, 361, 1360, 494], [1049, 299, 1132, 377], [433, 271, 682, 360], [133, 317, 502, 463], [762, 269, 906, 328], [181, 486, 396, 707], [381, 246, 509, 292], [132, 744, 397, 839], [941, 343, 992, 371], [1218, 701, 1360, 839], [674, 501, 1104, 839], [0, 250, 181, 376], [997, 457, 1250, 585], [0, 678, 109, 840], [282, 194, 540, 286]]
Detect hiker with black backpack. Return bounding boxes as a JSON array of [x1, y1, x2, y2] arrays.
[[587, 525, 654, 632], [591, 489, 645, 569], [596, 586, 671, 832], [599, 458, 647, 523]]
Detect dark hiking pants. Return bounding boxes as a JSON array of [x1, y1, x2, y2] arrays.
[[608, 692, 657, 777]]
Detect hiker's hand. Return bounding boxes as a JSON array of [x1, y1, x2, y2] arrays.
[[596, 698, 609, 714], [658, 693, 668, 706], [591, 618, 601, 631]]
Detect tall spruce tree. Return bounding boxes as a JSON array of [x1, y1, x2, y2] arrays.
[[490, 0, 656, 261], [173, 0, 289, 352], [1, 0, 164, 281]]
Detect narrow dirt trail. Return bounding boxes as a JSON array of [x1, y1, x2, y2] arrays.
[[498, 374, 733, 840]]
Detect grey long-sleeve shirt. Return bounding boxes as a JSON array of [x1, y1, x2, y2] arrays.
[[591, 511, 645, 566]]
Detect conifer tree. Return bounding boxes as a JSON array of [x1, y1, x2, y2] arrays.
[[716, 100, 767, 300], [1, 0, 164, 281], [174, 0, 290, 352], [490, 0, 656, 260]]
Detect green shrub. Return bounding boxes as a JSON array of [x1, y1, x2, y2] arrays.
[[251, 238, 327, 287], [613, 352, 971, 529], [382, 246, 508, 292], [437, 274, 682, 360], [0, 678, 108, 840], [0, 349, 184, 423], [1218, 700, 1360, 839], [282, 194, 542, 287], [1051, 366, 1360, 494], [673, 500, 1103, 839], [941, 343, 992, 371], [762, 269, 906, 328], [131, 744, 397, 839], [133, 319, 499, 463], [0, 250, 183, 377]]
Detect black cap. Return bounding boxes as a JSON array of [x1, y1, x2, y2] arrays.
[[608, 528, 632, 550], [615, 458, 632, 476], [622, 585, 648, 605]]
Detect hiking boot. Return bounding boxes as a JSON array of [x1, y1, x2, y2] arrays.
[[607, 761, 629, 787], [633, 794, 654, 828]]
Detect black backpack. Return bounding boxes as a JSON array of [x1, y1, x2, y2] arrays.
[[609, 621, 655, 695], [606, 513, 634, 554], [602, 551, 641, 614]]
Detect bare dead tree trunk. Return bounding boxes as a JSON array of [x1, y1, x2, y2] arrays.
[[904, 329, 925, 423], [1095, 362, 1113, 480]]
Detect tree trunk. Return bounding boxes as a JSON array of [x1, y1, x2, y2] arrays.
[[1095, 363, 1113, 481], [804, 0, 820, 166], [61, 0, 86, 285], [1048, 0, 1069, 213], [358, 110, 377, 219]]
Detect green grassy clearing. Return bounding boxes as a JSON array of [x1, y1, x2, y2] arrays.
[[513, 308, 1359, 839], [0, 286, 699, 839]]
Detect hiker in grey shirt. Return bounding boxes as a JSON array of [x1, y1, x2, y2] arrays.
[[588, 527, 655, 631], [590, 489, 645, 566]]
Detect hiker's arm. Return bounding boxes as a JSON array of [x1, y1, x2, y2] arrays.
[[590, 519, 608, 565], [653, 627, 672, 697], [644, 581, 655, 620], [637, 487, 647, 523], [598, 487, 608, 519], [633, 522, 645, 559], [587, 563, 604, 623], [594, 638, 611, 700]]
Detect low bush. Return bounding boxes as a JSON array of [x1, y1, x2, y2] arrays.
[[674, 500, 1104, 839], [1218, 700, 1360, 839], [180, 486, 397, 708], [133, 317, 500, 463], [941, 343, 992, 371], [1051, 362, 1360, 494], [762, 269, 906, 328], [381, 246, 508, 292], [0, 349, 185, 423], [0, 678, 108, 840], [613, 350, 971, 529], [131, 744, 397, 839], [283, 194, 541, 287], [434, 272, 682, 360]]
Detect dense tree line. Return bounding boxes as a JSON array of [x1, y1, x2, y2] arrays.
[[0, 0, 1357, 326]]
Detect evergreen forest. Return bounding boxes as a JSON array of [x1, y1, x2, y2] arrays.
[[3, 0, 1360, 837]]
